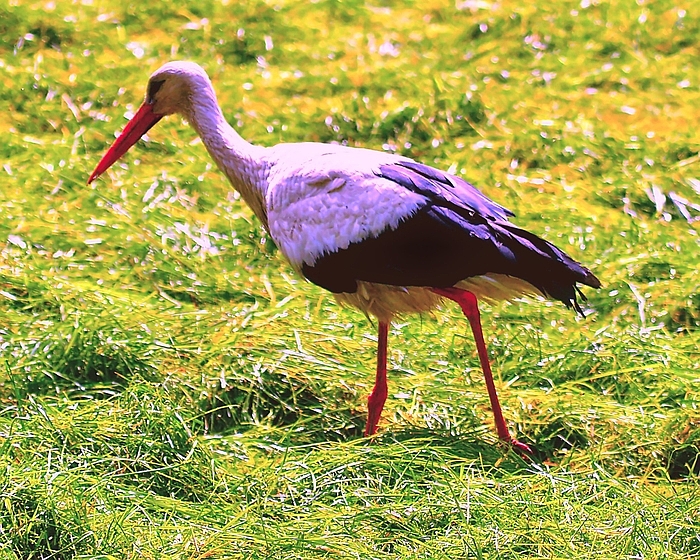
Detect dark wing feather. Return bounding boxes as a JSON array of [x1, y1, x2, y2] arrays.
[[302, 206, 511, 292], [377, 160, 514, 222]]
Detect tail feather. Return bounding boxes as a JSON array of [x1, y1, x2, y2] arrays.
[[494, 222, 600, 313]]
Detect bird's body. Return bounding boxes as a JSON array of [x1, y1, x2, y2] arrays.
[[89, 61, 600, 453]]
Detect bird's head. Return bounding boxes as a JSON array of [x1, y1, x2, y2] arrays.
[[145, 61, 211, 117], [87, 61, 211, 184]]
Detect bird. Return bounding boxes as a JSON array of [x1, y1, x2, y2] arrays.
[[88, 61, 601, 454]]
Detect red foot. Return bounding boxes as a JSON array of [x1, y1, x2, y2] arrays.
[[510, 438, 534, 458], [364, 387, 386, 436], [364, 321, 389, 437]]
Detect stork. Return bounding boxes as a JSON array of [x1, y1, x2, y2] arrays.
[[88, 61, 601, 454]]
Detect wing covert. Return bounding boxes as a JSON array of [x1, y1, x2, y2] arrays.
[[376, 160, 514, 222]]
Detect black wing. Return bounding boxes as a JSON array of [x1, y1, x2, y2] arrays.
[[302, 160, 600, 312]]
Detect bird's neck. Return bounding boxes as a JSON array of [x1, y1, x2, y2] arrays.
[[186, 87, 270, 228]]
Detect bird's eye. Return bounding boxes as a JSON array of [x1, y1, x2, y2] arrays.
[[147, 79, 165, 103]]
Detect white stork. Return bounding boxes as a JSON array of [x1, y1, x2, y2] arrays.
[[88, 61, 601, 454]]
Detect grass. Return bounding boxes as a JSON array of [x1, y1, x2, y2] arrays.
[[1, 0, 700, 557]]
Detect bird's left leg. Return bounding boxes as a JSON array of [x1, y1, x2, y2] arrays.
[[364, 321, 389, 436], [431, 287, 532, 455]]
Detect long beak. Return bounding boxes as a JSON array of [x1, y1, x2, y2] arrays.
[[87, 102, 163, 184]]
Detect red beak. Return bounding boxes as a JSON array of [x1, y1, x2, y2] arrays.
[[87, 102, 163, 184]]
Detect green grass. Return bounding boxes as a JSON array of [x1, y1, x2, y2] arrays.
[[1, 0, 700, 557]]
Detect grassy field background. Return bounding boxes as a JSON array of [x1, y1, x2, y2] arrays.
[[1, 0, 700, 557]]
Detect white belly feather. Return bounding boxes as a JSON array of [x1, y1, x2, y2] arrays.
[[334, 274, 542, 323]]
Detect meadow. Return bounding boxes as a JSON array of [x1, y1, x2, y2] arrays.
[[1, 0, 699, 557]]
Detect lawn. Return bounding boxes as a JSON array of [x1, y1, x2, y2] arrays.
[[1, 0, 699, 558]]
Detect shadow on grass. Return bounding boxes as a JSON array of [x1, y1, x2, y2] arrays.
[[0, 486, 92, 560], [4, 318, 160, 400], [193, 364, 590, 465], [667, 443, 700, 479], [664, 417, 700, 479], [379, 427, 534, 472], [195, 366, 365, 441]]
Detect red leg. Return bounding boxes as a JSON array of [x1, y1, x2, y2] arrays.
[[364, 321, 389, 436], [431, 287, 532, 455]]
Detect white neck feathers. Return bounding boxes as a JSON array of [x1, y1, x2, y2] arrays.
[[184, 75, 270, 227]]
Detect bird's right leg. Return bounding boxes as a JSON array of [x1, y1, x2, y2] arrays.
[[364, 321, 389, 436], [431, 287, 532, 455]]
